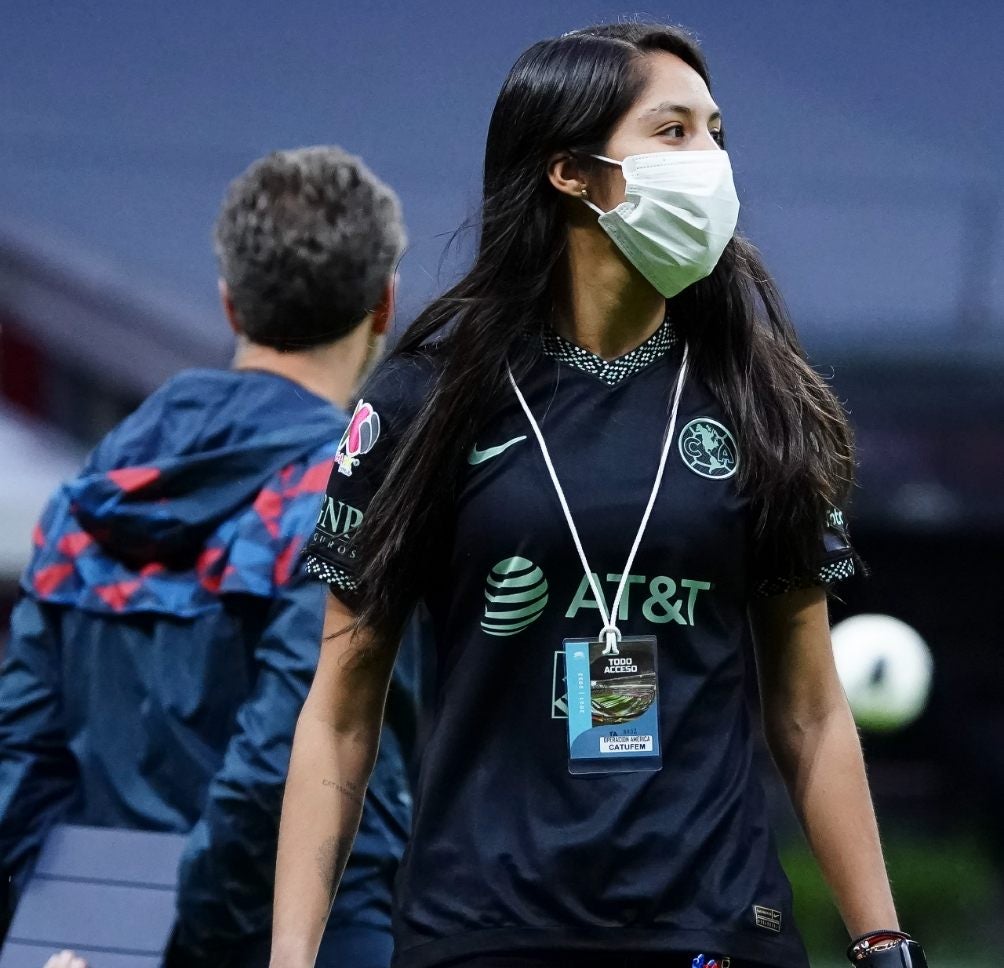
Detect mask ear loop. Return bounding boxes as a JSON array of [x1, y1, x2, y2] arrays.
[[578, 154, 623, 216]]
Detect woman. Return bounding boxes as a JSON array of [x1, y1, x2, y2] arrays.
[[271, 22, 927, 968]]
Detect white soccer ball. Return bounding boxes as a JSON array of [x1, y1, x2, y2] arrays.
[[831, 614, 933, 732]]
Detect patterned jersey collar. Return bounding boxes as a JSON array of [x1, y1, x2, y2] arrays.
[[540, 316, 678, 386]]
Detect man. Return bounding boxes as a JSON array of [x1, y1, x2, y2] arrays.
[[0, 147, 417, 967]]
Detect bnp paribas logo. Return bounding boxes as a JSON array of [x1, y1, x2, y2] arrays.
[[481, 556, 549, 637]]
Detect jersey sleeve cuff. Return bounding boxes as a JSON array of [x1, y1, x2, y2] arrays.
[[303, 555, 360, 594], [753, 552, 856, 598]]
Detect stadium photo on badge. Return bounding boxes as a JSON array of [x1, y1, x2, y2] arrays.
[[589, 652, 657, 726], [0, 3, 999, 968]]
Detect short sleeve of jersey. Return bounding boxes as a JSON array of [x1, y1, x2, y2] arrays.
[[302, 353, 435, 604], [751, 504, 858, 598]]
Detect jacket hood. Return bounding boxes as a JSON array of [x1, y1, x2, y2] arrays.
[[66, 370, 340, 563], [24, 369, 346, 614]]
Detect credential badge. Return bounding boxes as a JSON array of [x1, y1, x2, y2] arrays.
[[678, 417, 738, 480]]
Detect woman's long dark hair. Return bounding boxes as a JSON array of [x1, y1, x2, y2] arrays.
[[354, 22, 855, 638]]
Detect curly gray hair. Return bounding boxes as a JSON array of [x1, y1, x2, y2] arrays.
[[214, 146, 405, 349]]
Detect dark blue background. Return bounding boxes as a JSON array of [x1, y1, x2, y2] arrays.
[[2, 0, 1000, 357]]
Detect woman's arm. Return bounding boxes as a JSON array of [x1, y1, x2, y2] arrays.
[[749, 586, 899, 937], [270, 592, 398, 968]]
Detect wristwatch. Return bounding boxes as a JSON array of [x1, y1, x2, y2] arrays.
[[847, 930, 928, 966]]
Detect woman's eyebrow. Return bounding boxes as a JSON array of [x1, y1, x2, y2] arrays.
[[641, 101, 722, 123]]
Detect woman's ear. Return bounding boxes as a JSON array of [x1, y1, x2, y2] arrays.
[[546, 152, 590, 200]]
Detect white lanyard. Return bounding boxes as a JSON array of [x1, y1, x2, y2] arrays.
[[507, 341, 690, 655]]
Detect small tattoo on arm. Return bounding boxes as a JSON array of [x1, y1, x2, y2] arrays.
[[321, 777, 365, 804]]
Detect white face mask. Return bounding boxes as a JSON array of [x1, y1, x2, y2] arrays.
[[582, 149, 740, 298]]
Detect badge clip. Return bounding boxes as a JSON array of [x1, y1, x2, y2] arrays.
[[600, 625, 621, 656]]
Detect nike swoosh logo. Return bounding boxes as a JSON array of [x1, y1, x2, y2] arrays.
[[468, 435, 527, 465]]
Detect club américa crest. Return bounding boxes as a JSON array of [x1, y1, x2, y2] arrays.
[[678, 417, 738, 480], [335, 399, 381, 477]]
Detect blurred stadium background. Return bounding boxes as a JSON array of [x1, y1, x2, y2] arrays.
[[0, 1, 1000, 963]]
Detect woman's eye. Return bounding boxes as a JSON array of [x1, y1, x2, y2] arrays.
[[711, 129, 725, 146], [661, 124, 685, 139]]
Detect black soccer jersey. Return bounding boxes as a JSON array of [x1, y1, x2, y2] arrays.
[[304, 318, 855, 968]]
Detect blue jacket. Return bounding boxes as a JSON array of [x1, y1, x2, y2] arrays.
[[0, 369, 418, 953]]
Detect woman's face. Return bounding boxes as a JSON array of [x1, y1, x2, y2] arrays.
[[589, 51, 724, 212]]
